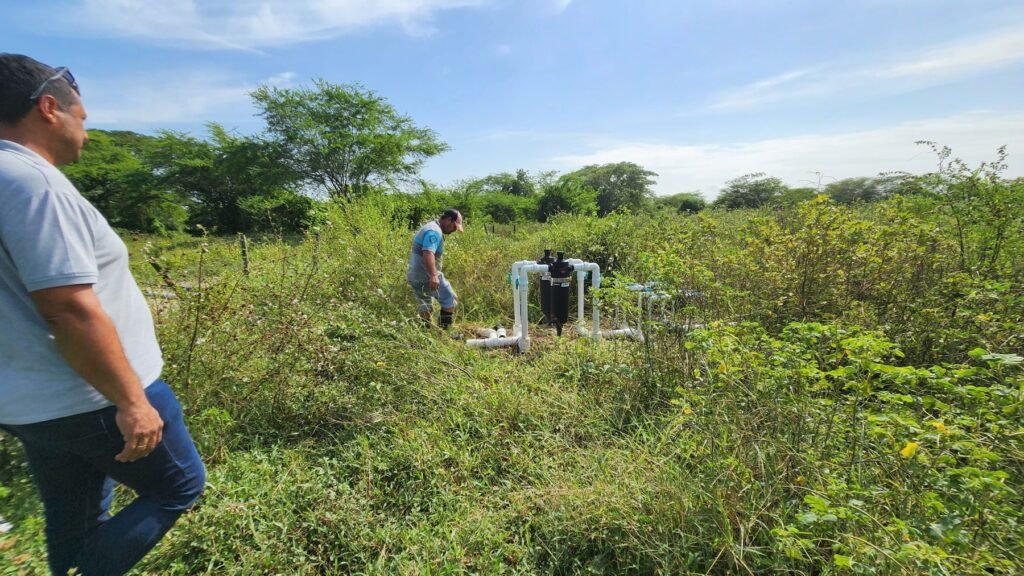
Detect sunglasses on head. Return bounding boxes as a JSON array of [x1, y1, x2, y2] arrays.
[[29, 67, 80, 101]]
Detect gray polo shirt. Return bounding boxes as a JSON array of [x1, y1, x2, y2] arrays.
[[0, 140, 162, 425], [407, 220, 445, 284]]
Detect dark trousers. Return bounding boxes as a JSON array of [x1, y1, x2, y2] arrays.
[[1, 380, 205, 576]]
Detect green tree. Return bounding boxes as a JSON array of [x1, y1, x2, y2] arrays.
[[252, 80, 449, 201], [825, 177, 887, 204], [147, 124, 305, 234], [388, 181, 458, 229], [61, 130, 186, 233], [561, 162, 657, 215], [462, 169, 537, 197], [511, 169, 536, 197], [238, 190, 322, 234], [778, 186, 818, 206], [657, 191, 706, 213], [712, 172, 788, 209], [536, 177, 598, 222], [477, 193, 537, 223]]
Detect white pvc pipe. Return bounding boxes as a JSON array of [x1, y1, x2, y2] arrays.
[[466, 336, 521, 348], [509, 260, 533, 335], [517, 263, 549, 352], [569, 262, 601, 342], [466, 259, 606, 351], [576, 270, 587, 334], [464, 325, 511, 348], [468, 260, 548, 352], [601, 327, 644, 342]]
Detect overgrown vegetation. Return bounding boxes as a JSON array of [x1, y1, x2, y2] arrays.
[[2, 146, 1020, 574]]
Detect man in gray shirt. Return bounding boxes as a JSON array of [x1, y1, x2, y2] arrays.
[[0, 54, 204, 575], [408, 208, 463, 328]]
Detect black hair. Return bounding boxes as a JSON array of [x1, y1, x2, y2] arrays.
[[0, 54, 77, 124], [441, 208, 462, 222]]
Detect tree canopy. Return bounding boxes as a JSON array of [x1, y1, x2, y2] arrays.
[[536, 177, 598, 222], [252, 80, 450, 201], [462, 169, 537, 197], [712, 172, 789, 209], [657, 192, 707, 213], [560, 162, 657, 215], [144, 125, 309, 234], [62, 130, 187, 233], [824, 176, 900, 204]]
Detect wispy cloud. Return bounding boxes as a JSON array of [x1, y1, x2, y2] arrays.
[[551, 0, 573, 13], [41, 0, 486, 50], [554, 111, 1024, 197], [710, 26, 1024, 110], [876, 28, 1024, 80], [710, 68, 817, 110], [83, 69, 291, 129]]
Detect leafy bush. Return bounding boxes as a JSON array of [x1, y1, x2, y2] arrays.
[[476, 192, 537, 224], [237, 189, 324, 234]]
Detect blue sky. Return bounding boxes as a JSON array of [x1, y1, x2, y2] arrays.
[[4, 0, 1024, 197]]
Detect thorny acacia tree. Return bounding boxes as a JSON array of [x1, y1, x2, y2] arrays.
[[253, 80, 450, 201]]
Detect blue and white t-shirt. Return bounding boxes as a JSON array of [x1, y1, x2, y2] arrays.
[[0, 140, 163, 425], [407, 220, 444, 284]]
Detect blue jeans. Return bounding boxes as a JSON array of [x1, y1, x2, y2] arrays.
[[409, 272, 458, 312], [0, 380, 205, 576]]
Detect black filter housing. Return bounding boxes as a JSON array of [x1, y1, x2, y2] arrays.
[[548, 252, 574, 335]]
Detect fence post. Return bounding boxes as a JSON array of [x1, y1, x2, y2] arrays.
[[238, 233, 250, 275], [314, 230, 321, 266]]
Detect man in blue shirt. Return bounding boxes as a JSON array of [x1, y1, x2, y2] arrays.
[[0, 54, 204, 576], [407, 209, 463, 328]]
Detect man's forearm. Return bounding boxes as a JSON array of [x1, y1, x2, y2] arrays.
[[34, 289, 147, 408], [51, 308, 147, 407], [422, 251, 438, 278], [33, 285, 164, 461]]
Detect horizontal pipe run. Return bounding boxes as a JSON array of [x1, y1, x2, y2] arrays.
[[466, 336, 521, 348], [601, 327, 644, 342]]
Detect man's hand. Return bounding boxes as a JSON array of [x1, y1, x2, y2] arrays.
[[115, 401, 164, 462], [31, 284, 164, 462], [429, 274, 440, 291]]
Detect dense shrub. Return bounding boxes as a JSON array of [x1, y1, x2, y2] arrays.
[[238, 189, 324, 234]]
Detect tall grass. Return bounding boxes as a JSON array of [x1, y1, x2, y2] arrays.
[[1, 193, 1021, 575]]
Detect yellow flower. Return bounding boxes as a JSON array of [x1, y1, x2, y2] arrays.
[[900, 441, 920, 459], [683, 406, 694, 416], [929, 421, 946, 433], [795, 475, 806, 485], [375, 361, 386, 368], [718, 361, 728, 374]]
